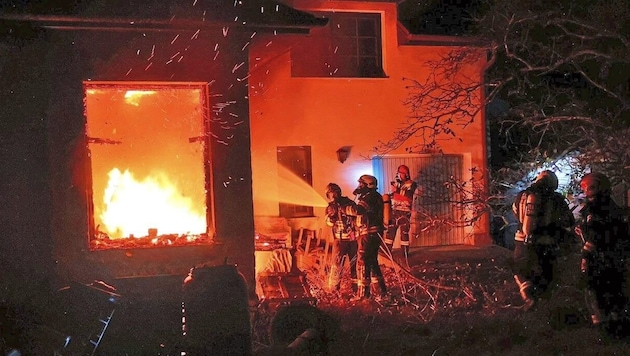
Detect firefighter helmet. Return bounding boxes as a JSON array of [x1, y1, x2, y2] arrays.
[[397, 165, 410, 180], [325, 183, 342, 195], [580, 172, 611, 198], [534, 170, 558, 191], [358, 175, 378, 189]]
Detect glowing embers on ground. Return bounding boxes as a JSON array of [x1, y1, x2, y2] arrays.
[[91, 168, 210, 250]]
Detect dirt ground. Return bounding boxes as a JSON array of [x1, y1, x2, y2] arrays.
[[3, 243, 630, 355], [252, 244, 630, 356]]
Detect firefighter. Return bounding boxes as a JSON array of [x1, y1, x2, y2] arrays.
[[384, 164, 418, 265], [576, 172, 630, 336], [346, 175, 388, 301], [512, 170, 575, 311], [324, 183, 359, 295]]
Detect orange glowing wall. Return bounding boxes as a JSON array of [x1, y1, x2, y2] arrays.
[[248, 1, 490, 245]]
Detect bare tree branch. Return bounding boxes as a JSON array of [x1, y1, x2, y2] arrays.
[[373, 0, 630, 231]]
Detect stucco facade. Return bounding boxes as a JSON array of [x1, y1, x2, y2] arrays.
[[249, 0, 490, 245], [0, 1, 490, 320]]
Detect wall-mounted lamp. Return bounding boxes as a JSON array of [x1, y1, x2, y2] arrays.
[[336, 146, 352, 164]]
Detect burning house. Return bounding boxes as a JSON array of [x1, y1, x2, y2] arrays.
[[1, 0, 326, 353], [248, 0, 490, 249], [0, 0, 489, 353]]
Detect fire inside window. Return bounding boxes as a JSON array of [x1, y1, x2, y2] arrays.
[[83, 82, 213, 250]]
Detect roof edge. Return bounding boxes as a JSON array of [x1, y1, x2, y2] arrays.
[[397, 21, 486, 47]]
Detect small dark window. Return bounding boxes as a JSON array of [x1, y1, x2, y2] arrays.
[[291, 12, 384, 78], [277, 146, 314, 218]]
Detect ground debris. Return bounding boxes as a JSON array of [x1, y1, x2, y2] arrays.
[[253, 247, 630, 355]]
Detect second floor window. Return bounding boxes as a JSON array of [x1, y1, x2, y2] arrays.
[[291, 12, 384, 78]]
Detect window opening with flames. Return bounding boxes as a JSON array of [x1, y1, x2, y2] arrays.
[[84, 82, 214, 250]]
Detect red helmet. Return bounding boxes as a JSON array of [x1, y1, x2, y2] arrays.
[[397, 165, 410, 180]]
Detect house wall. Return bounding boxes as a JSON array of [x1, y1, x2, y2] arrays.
[[0, 23, 258, 306], [248, 0, 490, 245]]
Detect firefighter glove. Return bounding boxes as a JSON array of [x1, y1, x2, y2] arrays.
[[580, 258, 588, 274], [326, 205, 337, 218]]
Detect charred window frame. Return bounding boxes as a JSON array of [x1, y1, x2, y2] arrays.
[[291, 12, 384, 78], [83, 82, 214, 250], [277, 146, 314, 218]]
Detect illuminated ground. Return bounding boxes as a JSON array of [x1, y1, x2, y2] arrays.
[[253, 244, 630, 355]]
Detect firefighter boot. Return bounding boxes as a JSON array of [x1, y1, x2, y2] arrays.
[[514, 275, 536, 311], [363, 277, 372, 299], [585, 289, 604, 329], [350, 285, 370, 301], [351, 282, 358, 295], [349, 274, 359, 298], [374, 276, 394, 304], [377, 276, 387, 296], [350, 277, 371, 301]]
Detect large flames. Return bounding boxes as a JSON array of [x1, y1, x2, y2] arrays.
[[90, 167, 210, 250], [99, 168, 206, 239], [85, 83, 210, 250]]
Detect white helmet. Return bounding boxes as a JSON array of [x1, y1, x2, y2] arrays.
[[358, 175, 378, 189]]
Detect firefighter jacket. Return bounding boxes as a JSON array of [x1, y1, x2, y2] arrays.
[[391, 179, 418, 212], [578, 197, 630, 276], [512, 186, 574, 245], [326, 196, 357, 240], [346, 189, 385, 236]]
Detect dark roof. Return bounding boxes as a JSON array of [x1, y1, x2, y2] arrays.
[[398, 0, 481, 36], [0, 0, 328, 34]]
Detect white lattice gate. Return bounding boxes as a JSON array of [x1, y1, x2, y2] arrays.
[[373, 154, 466, 246]]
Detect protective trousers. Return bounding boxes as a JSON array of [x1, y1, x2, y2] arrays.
[[586, 263, 628, 327], [357, 233, 387, 298], [513, 241, 536, 305], [384, 210, 412, 256], [334, 239, 358, 292]]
